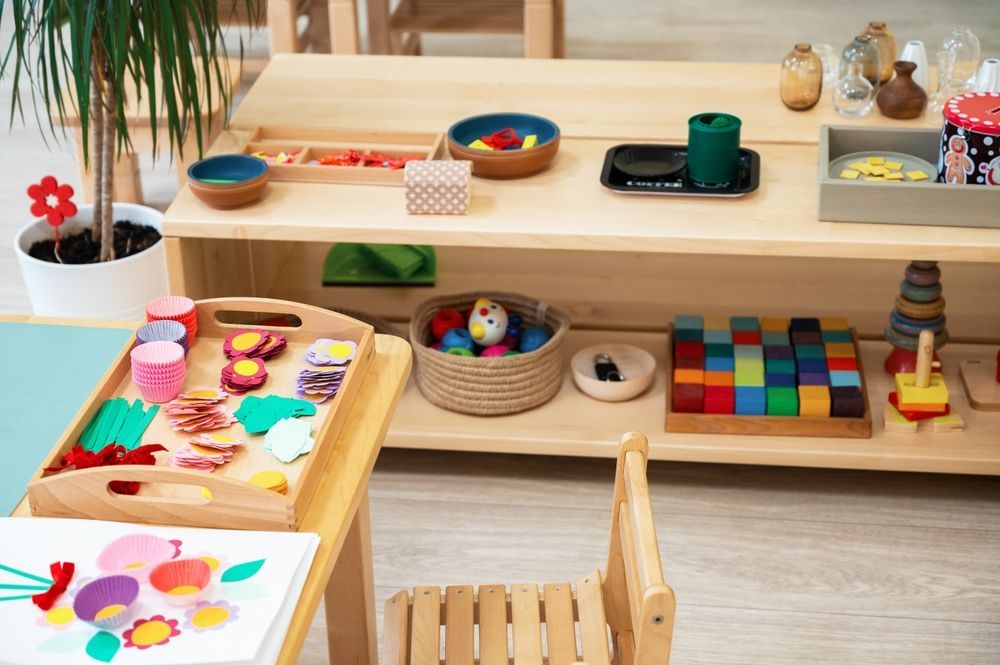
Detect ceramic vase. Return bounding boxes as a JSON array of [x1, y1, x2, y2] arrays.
[[899, 40, 930, 91], [876, 61, 928, 119], [973, 58, 1000, 92]]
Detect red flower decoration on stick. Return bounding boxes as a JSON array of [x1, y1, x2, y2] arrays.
[[27, 176, 77, 251]]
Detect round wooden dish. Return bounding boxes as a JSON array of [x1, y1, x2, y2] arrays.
[[187, 154, 269, 208], [447, 112, 560, 178], [571, 344, 656, 402]]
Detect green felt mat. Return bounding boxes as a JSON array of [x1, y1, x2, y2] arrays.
[[0, 322, 133, 515], [322, 243, 436, 286]]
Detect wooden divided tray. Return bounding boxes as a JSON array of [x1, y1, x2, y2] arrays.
[[664, 325, 872, 438], [236, 125, 445, 186], [26, 298, 375, 531]]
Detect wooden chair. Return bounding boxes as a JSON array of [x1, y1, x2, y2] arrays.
[[382, 432, 676, 665]]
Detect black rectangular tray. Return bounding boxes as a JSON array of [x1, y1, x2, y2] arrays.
[[600, 144, 761, 197]]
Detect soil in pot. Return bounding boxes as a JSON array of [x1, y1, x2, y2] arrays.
[[28, 221, 162, 264]]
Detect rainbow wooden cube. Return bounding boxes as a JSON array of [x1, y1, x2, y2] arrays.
[[704, 329, 733, 344], [760, 317, 789, 332], [735, 386, 766, 415], [705, 385, 735, 413], [798, 385, 831, 417], [766, 387, 798, 415]]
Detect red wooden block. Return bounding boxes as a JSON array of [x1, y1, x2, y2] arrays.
[[704, 385, 735, 414], [674, 354, 704, 369], [674, 341, 705, 358], [732, 331, 761, 345], [827, 356, 858, 371], [673, 382, 704, 413]]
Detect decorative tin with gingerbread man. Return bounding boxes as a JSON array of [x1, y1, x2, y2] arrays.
[[938, 92, 1000, 185]]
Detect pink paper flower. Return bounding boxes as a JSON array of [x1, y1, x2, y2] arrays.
[[123, 615, 181, 649]]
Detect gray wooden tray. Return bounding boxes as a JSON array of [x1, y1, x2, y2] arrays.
[[818, 125, 1000, 229]]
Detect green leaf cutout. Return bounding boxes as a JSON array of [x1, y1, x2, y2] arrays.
[[220, 559, 266, 583], [85, 631, 119, 663]]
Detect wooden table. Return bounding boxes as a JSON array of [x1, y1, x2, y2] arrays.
[[163, 55, 1000, 475], [10, 315, 412, 665]]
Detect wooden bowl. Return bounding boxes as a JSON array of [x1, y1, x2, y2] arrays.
[[187, 154, 269, 208], [447, 112, 560, 178], [571, 344, 656, 402]]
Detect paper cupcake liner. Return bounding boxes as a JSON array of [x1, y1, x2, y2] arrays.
[[136, 378, 185, 403], [97, 534, 179, 582], [149, 559, 211, 607], [131, 340, 186, 367], [73, 575, 140, 629]]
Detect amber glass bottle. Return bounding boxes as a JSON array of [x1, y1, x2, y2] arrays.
[[780, 43, 823, 110], [863, 21, 897, 84]]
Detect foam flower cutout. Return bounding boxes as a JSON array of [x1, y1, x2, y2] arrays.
[[123, 615, 181, 649], [183, 600, 239, 632], [27, 176, 77, 228], [35, 605, 76, 631]]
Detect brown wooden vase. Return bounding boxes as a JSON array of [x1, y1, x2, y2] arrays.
[[876, 61, 928, 119]]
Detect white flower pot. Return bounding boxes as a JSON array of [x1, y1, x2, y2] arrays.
[[13, 203, 168, 320]]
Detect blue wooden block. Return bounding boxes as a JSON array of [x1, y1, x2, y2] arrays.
[[797, 358, 828, 373], [675, 315, 704, 330], [730, 316, 760, 331], [734, 345, 763, 359], [829, 370, 862, 387], [705, 356, 735, 371], [761, 331, 790, 346], [764, 345, 794, 360], [799, 371, 830, 386], [703, 329, 733, 344], [765, 372, 796, 387], [735, 386, 766, 415]]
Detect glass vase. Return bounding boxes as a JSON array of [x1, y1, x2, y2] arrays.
[[863, 21, 896, 84], [840, 35, 881, 90], [780, 43, 823, 110], [833, 63, 875, 118], [941, 26, 981, 92]]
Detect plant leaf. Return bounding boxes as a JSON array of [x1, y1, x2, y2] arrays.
[[220, 558, 265, 583]]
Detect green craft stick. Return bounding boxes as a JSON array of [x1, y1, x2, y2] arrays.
[[81, 400, 112, 450], [116, 400, 144, 446], [106, 399, 132, 446], [93, 399, 124, 450], [0, 563, 52, 585], [0, 595, 33, 602], [121, 403, 159, 450], [0, 583, 48, 591], [198, 178, 240, 184]]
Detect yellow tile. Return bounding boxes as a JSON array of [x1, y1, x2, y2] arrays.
[[867, 156, 885, 165], [760, 317, 789, 332], [894, 372, 949, 407], [798, 385, 830, 417], [884, 403, 918, 433], [869, 165, 888, 176], [522, 134, 538, 149], [839, 169, 861, 180], [905, 170, 929, 181], [884, 161, 903, 170], [468, 139, 493, 151], [864, 176, 884, 181], [884, 172, 904, 181], [849, 162, 872, 175]]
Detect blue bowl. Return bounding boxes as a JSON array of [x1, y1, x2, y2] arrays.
[[187, 154, 268, 185], [447, 112, 559, 150]]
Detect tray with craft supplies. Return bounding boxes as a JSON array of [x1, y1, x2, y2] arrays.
[[26, 297, 375, 531], [664, 316, 872, 438], [235, 126, 445, 186], [818, 125, 1000, 229]]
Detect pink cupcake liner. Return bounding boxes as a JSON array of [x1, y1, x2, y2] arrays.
[[136, 377, 185, 403], [97, 534, 180, 582], [131, 341, 185, 368], [146, 296, 195, 319]]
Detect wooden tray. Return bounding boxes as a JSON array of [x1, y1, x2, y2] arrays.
[[236, 125, 445, 186], [26, 298, 375, 531], [664, 325, 872, 438]]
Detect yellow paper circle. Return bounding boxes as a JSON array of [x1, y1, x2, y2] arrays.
[[130, 620, 173, 647], [94, 604, 125, 621], [199, 556, 221, 571], [168, 585, 200, 595], [233, 359, 259, 376], [191, 606, 230, 629], [45, 607, 75, 625], [249, 470, 287, 490], [326, 342, 352, 359], [231, 332, 262, 351]]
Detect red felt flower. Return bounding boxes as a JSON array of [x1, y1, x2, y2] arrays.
[[27, 176, 77, 228]]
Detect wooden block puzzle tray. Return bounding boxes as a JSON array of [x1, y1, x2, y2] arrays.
[[666, 317, 872, 438], [26, 298, 375, 531], [236, 125, 445, 186]]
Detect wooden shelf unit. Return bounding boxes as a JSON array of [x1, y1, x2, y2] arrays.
[[385, 329, 1000, 475]]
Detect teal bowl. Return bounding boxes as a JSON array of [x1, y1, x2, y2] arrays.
[[187, 154, 269, 208], [447, 112, 561, 178]]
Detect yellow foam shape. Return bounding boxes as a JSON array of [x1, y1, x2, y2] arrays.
[[869, 165, 888, 176], [522, 134, 538, 148], [468, 139, 493, 151], [884, 161, 903, 170], [906, 170, 929, 181], [884, 403, 917, 433], [839, 169, 860, 180], [894, 372, 949, 406], [884, 172, 904, 180], [849, 162, 872, 174], [864, 176, 884, 181], [95, 604, 125, 621], [867, 156, 885, 165]]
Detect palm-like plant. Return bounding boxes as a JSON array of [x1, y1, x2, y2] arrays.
[[1, 0, 260, 261]]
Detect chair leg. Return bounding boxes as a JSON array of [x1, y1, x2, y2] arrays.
[[267, 0, 300, 53], [524, 0, 555, 58], [366, 0, 392, 54]]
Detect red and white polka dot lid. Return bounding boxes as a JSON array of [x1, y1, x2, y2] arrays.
[[944, 92, 1000, 136]]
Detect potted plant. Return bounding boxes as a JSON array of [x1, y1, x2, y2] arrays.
[[3, 1, 259, 319]]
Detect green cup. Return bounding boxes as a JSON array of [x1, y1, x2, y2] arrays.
[[686, 112, 742, 187]]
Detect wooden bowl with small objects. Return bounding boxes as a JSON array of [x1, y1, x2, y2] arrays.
[[187, 154, 269, 208], [447, 112, 560, 178]]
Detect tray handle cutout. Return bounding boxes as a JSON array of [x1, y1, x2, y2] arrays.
[[197, 297, 374, 341]]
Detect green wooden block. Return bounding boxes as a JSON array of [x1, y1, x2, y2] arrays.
[[795, 344, 826, 359], [673, 328, 703, 342], [767, 386, 799, 416], [766, 358, 797, 374], [705, 343, 734, 358], [822, 330, 853, 343]]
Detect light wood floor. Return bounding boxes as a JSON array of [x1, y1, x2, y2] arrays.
[[2, 2, 999, 662]]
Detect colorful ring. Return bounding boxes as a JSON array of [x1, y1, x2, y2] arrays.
[[885, 324, 949, 351], [904, 263, 941, 286], [899, 280, 942, 303], [890, 311, 946, 336], [894, 295, 946, 320]]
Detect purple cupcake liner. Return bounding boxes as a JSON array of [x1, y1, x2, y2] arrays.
[[73, 574, 140, 629], [137, 320, 189, 355]]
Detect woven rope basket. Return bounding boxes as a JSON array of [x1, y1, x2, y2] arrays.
[[409, 291, 570, 416]]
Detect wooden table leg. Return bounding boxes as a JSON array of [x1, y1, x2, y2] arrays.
[[366, 0, 391, 54], [325, 489, 379, 665], [267, 0, 300, 54], [328, 0, 361, 54], [524, 0, 555, 58], [553, 0, 565, 58]]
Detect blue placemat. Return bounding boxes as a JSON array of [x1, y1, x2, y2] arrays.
[[0, 322, 134, 515]]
